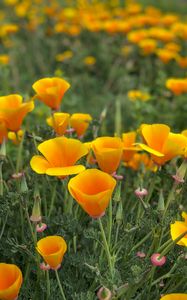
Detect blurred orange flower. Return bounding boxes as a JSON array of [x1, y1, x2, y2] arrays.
[[68, 169, 116, 218], [30, 136, 88, 177], [92, 136, 123, 174], [70, 113, 92, 137], [0, 263, 23, 300], [32, 77, 70, 110], [36, 236, 67, 269], [46, 112, 70, 136], [0, 94, 34, 132]]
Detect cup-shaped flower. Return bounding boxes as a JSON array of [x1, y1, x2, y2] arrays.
[[91, 137, 123, 174], [160, 294, 187, 300], [68, 169, 116, 218], [0, 94, 34, 132], [170, 212, 187, 246], [36, 236, 67, 269], [30, 136, 88, 177], [122, 131, 140, 162], [70, 113, 92, 137], [46, 112, 70, 136], [32, 77, 70, 110], [0, 263, 23, 300], [138, 124, 187, 165]]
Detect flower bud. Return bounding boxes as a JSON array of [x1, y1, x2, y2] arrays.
[[97, 287, 112, 300], [135, 188, 148, 198], [151, 253, 166, 266]]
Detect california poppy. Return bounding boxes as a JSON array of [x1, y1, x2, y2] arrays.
[[70, 113, 92, 138], [30, 136, 88, 177], [0, 94, 34, 131], [68, 169, 116, 218], [0, 263, 23, 300], [36, 236, 67, 269], [32, 77, 70, 110], [46, 112, 70, 136], [138, 124, 187, 165], [122, 131, 139, 162], [91, 137, 123, 174]]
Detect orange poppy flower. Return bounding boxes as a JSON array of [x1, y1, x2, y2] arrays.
[[0, 94, 34, 131], [160, 294, 187, 300], [91, 137, 123, 174], [46, 112, 70, 136], [0, 263, 23, 300], [32, 77, 70, 110], [170, 212, 187, 246], [70, 113, 92, 137], [122, 131, 139, 162], [36, 236, 67, 269], [138, 124, 187, 165], [30, 136, 88, 177], [68, 169, 116, 218]]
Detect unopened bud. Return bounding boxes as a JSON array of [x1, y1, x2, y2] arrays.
[[97, 287, 112, 300], [135, 188, 148, 198], [151, 253, 166, 266], [30, 197, 41, 223]]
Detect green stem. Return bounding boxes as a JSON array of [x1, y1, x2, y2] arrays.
[[55, 270, 67, 300], [130, 231, 152, 253], [46, 270, 50, 300], [98, 218, 114, 278], [107, 199, 112, 247], [162, 183, 176, 218], [0, 210, 8, 240]]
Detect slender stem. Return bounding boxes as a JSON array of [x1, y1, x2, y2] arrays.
[[98, 218, 114, 278], [0, 210, 8, 240], [55, 270, 67, 300], [46, 270, 50, 300], [0, 161, 3, 196], [107, 199, 112, 247], [130, 231, 152, 253], [162, 183, 176, 218], [48, 182, 57, 217]]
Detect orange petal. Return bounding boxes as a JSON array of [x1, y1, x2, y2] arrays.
[[30, 155, 51, 174], [160, 294, 187, 300], [70, 113, 92, 137], [46, 112, 70, 136], [170, 221, 187, 246], [46, 165, 85, 176], [136, 143, 164, 157], [0, 263, 23, 300]]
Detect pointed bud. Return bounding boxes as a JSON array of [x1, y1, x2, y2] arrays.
[[113, 182, 121, 202], [0, 139, 6, 160], [172, 159, 187, 184], [116, 201, 123, 224], [157, 190, 165, 212], [20, 175, 28, 193], [30, 197, 41, 223]]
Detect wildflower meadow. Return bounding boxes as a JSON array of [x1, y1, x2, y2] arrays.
[[0, 0, 187, 299]]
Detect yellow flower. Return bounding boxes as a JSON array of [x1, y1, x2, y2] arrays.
[[8, 129, 23, 145], [0, 263, 23, 300], [160, 294, 187, 300], [36, 236, 67, 269], [138, 38, 157, 55], [0, 55, 10, 65], [170, 212, 187, 246], [46, 112, 70, 136], [83, 56, 96, 66], [30, 136, 88, 178], [91, 136, 123, 174], [70, 113, 92, 137], [127, 90, 151, 101], [0, 94, 34, 131], [32, 77, 70, 110], [68, 169, 116, 218], [55, 50, 73, 62], [166, 78, 187, 95]]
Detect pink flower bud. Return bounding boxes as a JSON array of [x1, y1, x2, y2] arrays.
[[112, 172, 123, 180], [136, 251, 146, 258], [11, 172, 24, 179], [172, 174, 184, 184], [135, 188, 148, 198], [36, 223, 47, 233], [151, 253, 166, 266], [40, 262, 50, 271]]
